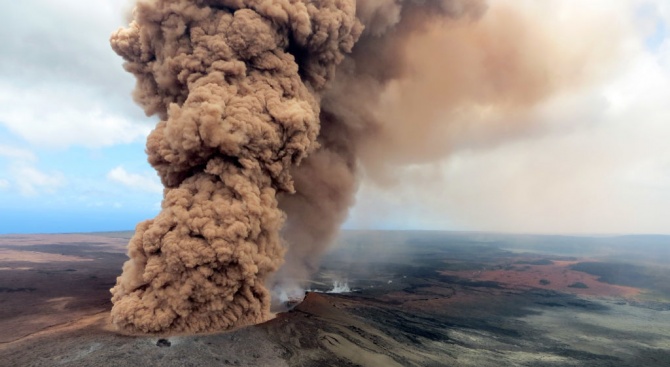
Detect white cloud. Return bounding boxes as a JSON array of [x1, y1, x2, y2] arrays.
[[0, 144, 36, 162], [0, 1, 152, 149], [0, 1, 140, 94], [0, 143, 64, 197], [0, 83, 152, 149], [11, 165, 65, 197], [107, 166, 163, 193]]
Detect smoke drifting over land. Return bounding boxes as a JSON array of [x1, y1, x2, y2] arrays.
[[110, 0, 613, 334]]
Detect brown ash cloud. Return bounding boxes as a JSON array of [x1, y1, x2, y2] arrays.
[[110, 0, 360, 334], [110, 0, 598, 334]]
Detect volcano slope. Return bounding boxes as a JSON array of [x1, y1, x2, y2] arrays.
[[1, 230, 670, 366]]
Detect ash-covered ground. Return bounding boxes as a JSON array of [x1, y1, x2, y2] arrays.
[[1, 231, 670, 366]]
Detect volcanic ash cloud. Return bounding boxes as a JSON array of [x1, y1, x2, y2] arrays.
[[109, 0, 361, 334], [110, 0, 578, 334]]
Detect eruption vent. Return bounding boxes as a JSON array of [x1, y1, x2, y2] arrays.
[[111, 0, 597, 334]]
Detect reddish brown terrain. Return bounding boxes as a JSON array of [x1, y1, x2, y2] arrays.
[[440, 258, 641, 298]]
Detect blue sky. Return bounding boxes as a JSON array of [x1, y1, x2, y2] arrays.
[[1, 0, 670, 234], [0, 125, 160, 233], [0, 125, 163, 231]]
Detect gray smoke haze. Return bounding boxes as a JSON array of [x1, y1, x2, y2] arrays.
[[110, 0, 612, 334]]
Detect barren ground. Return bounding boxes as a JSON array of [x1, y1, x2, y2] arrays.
[[1, 231, 670, 366]]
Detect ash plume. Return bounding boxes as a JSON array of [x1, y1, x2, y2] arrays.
[[111, 0, 595, 334], [110, 0, 361, 334]]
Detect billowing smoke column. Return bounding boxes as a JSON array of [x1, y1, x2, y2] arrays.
[[110, 0, 361, 333], [111, 0, 582, 334]]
